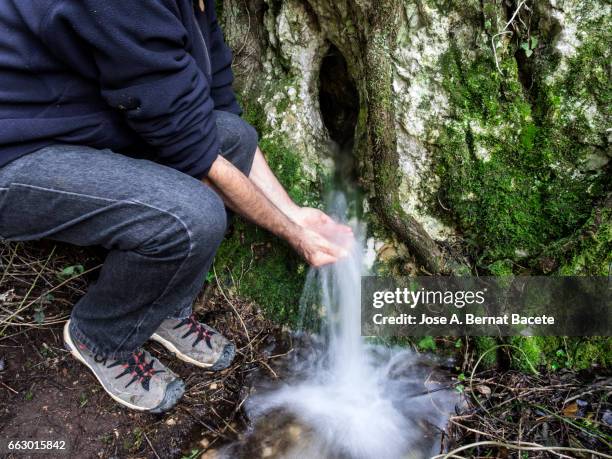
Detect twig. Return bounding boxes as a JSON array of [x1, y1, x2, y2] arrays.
[[0, 243, 20, 287], [213, 266, 253, 357], [468, 344, 539, 418], [448, 418, 573, 459], [0, 246, 56, 332], [532, 403, 612, 450], [491, 0, 528, 73], [433, 440, 612, 459], [0, 379, 18, 394], [0, 262, 101, 333], [143, 431, 161, 459]]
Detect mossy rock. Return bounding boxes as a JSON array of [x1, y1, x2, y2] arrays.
[[509, 336, 612, 372], [430, 22, 610, 270]]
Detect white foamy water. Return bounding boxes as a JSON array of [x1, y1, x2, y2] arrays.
[[225, 192, 457, 459]]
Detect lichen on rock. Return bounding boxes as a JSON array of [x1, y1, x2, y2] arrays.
[[218, 0, 610, 280]]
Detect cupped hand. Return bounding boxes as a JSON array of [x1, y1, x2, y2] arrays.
[[290, 207, 354, 249], [290, 226, 350, 267]]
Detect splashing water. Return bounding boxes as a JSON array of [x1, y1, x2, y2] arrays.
[[224, 191, 457, 459]]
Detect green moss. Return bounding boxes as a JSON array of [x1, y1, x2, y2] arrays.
[[544, 202, 612, 275], [214, 219, 306, 325], [429, 18, 610, 269], [474, 336, 499, 369], [510, 337, 612, 372], [487, 259, 514, 276], [259, 136, 320, 207], [214, 0, 224, 22]]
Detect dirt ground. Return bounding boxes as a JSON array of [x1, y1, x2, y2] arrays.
[[0, 286, 284, 459], [1, 242, 611, 459]]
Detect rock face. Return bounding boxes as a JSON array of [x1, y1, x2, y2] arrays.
[[220, 0, 611, 274]]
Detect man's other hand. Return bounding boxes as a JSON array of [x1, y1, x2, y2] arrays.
[[290, 207, 354, 247], [289, 226, 350, 267]]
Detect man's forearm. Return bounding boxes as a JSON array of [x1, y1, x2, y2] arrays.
[[248, 147, 300, 220], [206, 155, 347, 267], [206, 155, 298, 240]]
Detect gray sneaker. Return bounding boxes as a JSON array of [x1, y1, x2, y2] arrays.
[[63, 321, 185, 413], [150, 314, 235, 370]]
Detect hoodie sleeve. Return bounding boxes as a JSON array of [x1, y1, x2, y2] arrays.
[[206, 0, 242, 116], [39, 0, 219, 178]]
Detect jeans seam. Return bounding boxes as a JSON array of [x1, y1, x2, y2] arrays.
[[128, 198, 195, 306], [5, 183, 196, 355], [7, 182, 118, 203], [5, 185, 195, 257]]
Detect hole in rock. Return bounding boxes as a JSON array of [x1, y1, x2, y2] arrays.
[[318, 44, 359, 151]]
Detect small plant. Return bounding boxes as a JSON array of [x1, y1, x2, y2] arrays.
[[124, 427, 144, 452], [33, 305, 45, 324], [417, 336, 437, 351], [181, 449, 202, 459], [57, 264, 84, 281], [521, 36, 538, 57], [79, 392, 88, 408]]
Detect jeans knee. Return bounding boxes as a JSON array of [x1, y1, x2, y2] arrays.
[[137, 184, 226, 266], [185, 187, 227, 256], [215, 110, 258, 175], [240, 120, 258, 163]]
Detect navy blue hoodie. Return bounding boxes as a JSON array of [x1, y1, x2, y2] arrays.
[[0, 0, 241, 178]]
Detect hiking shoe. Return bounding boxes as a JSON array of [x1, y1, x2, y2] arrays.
[[150, 314, 235, 370], [63, 321, 185, 413]]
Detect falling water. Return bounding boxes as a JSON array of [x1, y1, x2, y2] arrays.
[[221, 189, 457, 459]]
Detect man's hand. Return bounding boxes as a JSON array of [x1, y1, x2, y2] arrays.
[[290, 207, 354, 249], [288, 226, 349, 267]]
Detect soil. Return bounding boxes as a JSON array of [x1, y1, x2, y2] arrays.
[[0, 267, 285, 459], [2, 242, 611, 459]]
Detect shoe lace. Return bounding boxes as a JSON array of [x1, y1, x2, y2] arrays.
[[95, 351, 165, 391], [174, 314, 216, 349]]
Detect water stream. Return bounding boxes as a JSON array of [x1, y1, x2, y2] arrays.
[[221, 188, 458, 459]]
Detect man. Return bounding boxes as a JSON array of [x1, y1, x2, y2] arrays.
[[0, 0, 351, 413]]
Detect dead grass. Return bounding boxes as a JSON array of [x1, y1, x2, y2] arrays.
[[0, 241, 102, 339], [441, 369, 612, 458]]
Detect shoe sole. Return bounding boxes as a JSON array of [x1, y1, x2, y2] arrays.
[[63, 321, 184, 414], [150, 333, 235, 371]]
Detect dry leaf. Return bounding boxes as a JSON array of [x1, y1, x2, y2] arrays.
[[562, 401, 578, 417], [475, 384, 492, 397]]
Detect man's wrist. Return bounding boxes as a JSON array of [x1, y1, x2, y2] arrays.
[[284, 204, 302, 223], [278, 218, 302, 244]]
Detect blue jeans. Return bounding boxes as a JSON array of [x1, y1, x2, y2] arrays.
[[0, 110, 257, 359]]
